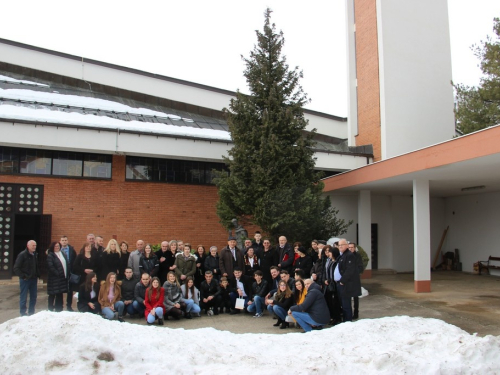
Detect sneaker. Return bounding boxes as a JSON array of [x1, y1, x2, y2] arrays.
[[253, 312, 264, 318], [118, 316, 125, 323], [158, 318, 164, 325], [207, 308, 214, 316], [185, 312, 193, 319]]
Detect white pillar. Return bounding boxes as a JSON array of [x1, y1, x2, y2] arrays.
[[413, 179, 431, 292], [358, 190, 372, 275]]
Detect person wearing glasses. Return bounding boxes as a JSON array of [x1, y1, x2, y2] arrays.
[[335, 239, 361, 322]]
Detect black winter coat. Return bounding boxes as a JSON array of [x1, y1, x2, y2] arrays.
[[229, 274, 253, 296], [276, 243, 294, 272], [139, 254, 159, 277], [338, 250, 362, 298], [13, 249, 40, 280], [77, 282, 101, 312], [118, 252, 130, 280], [99, 251, 121, 281], [199, 279, 221, 300], [121, 277, 137, 301], [250, 280, 268, 300], [47, 251, 69, 295], [259, 248, 278, 284], [204, 255, 221, 278], [73, 253, 97, 286], [294, 255, 313, 278]]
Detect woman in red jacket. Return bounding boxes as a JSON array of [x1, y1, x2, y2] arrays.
[[145, 276, 165, 325]]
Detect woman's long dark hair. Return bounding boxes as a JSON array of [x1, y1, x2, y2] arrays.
[[147, 277, 161, 301], [184, 276, 195, 299], [85, 272, 96, 292], [294, 279, 305, 302]]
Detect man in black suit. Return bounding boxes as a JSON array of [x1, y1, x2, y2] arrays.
[[276, 236, 294, 272], [335, 238, 361, 322], [229, 267, 252, 314]]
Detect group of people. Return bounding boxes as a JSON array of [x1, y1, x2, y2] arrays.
[[13, 232, 367, 332]]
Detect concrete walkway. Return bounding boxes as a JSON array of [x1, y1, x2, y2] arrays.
[[1, 271, 499, 336]]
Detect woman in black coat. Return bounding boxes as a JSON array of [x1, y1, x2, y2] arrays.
[[204, 246, 221, 281], [293, 246, 313, 278], [47, 241, 69, 312], [73, 242, 97, 287], [139, 244, 159, 277], [118, 241, 130, 280], [77, 272, 101, 314], [194, 246, 207, 289], [99, 239, 121, 281]]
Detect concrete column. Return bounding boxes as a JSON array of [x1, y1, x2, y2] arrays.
[[413, 179, 431, 292], [358, 190, 372, 278]]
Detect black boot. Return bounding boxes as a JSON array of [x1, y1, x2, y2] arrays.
[[353, 310, 359, 320], [280, 321, 289, 329], [273, 318, 283, 327], [158, 318, 164, 325]]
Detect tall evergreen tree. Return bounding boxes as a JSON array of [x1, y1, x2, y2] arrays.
[[454, 17, 500, 134], [215, 9, 351, 243]]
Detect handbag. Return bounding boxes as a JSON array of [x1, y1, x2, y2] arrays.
[[69, 272, 81, 284], [235, 297, 245, 310]]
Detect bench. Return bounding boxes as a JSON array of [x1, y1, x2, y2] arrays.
[[478, 256, 500, 275]]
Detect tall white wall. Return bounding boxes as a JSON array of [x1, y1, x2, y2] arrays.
[[376, 0, 455, 159], [444, 191, 500, 272]]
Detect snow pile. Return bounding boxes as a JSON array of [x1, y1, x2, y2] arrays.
[[1, 312, 499, 374], [0, 75, 49, 87]]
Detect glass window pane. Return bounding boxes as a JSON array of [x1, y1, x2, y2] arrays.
[[125, 157, 151, 180], [52, 151, 83, 176], [0, 147, 19, 173], [83, 154, 111, 178], [20, 149, 52, 175]]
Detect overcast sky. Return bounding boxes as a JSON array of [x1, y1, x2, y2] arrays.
[[1, 1, 498, 117]]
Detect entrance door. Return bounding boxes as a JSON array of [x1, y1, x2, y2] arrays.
[[0, 183, 46, 279]]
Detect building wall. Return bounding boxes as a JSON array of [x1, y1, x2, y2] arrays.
[[444, 191, 500, 273], [0, 155, 233, 250], [377, 0, 455, 159], [352, 0, 382, 161]]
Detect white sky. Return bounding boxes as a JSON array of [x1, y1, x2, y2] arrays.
[[0, 1, 498, 117]]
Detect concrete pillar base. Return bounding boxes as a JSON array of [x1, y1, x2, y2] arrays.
[[414, 280, 431, 293], [361, 269, 372, 279]]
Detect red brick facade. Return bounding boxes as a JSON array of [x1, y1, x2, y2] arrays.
[[0, 155, 243, 251], [354, 0, 382, 161]]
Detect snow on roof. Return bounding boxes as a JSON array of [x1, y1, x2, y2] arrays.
[[0, 88, 231, 141], [1, 312, 499, 374], [0, 74, 49, 88], [0, 104, 231, 140]]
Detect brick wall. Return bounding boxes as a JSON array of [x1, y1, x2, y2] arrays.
[[0, 155, 259, 251], [354, 0, 382, 161]]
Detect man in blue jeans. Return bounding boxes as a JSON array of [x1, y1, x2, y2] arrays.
[[13, 240, 40, 316], [289, 279, 330, 332]]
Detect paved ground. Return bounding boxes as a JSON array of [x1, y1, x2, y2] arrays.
[[1, 271, 499, 336]]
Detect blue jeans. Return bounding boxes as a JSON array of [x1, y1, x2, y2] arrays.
[[146, 307, 164, 323], [184, 299, 201, 314], [132, 300, 146, 316], [247, 295, 264, 314], [19, 278, 38, 316], [291, 311, 323, 332], [102, 301, 125, 319], [337, 283, 353, 322], [267, 304, 287, 320]]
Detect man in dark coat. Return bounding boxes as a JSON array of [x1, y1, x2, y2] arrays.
[[60, 235, 77, 311], [219, 236, 244, 279], [259, 239, 278, 284], [13, 240, 40, 316], [121, 267, 139, 317], [199, 271, 222, 315], [229, 267, 252, 314], [276, 236, 294, 272], [290, 279, 330, 332], [349, 242, 365, 319], [335, 238, 362, 322]]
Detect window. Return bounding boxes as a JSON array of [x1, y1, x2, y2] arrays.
[[0, 146, 111, 179], [125, 156, 227, 185], [20, 149, 52, 175], [52, 151, 83, 176], [0, 147, 19, 174]]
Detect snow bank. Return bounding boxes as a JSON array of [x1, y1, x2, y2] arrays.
[[0, 312, 499, 374]]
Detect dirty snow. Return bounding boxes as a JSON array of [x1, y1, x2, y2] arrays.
[[0, 312, 499, 374]]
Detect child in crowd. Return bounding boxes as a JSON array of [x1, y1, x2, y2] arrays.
[[219, 277, 232, 314]]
